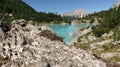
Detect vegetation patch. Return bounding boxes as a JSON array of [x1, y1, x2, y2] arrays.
[[40, 30, 63, 42], [48, 52, 52, 55], [74, 42, 90, 50], [107, 56, 120, 63], [101, 44, 112, 51]]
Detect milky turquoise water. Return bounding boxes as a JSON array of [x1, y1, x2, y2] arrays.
[[49, 23, 90, 44]]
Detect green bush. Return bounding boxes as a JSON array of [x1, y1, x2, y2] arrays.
[[114, 28, 120, 41], [92, 25, 110, 37]]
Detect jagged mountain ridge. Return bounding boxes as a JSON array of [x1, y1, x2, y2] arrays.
[[62, 9, 86, 20]]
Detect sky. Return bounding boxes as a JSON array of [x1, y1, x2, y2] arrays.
[[23, 0, 117, 14]]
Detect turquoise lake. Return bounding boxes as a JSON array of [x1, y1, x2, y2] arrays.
[[48, 23, 91, 44]]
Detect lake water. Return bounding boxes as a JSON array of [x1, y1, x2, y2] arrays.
[[48, 23, 90, 44]]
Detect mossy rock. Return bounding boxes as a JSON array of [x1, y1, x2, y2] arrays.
[[0, 57, 6, 66]]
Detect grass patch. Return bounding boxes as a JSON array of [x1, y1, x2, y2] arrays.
[[107, 56, 120, 63], [101, 44, 120, 53], [48, 52, 52, 55], [102, 44, 112, 51], [74, 42, 90, 50], [93, 43, 120, 57]]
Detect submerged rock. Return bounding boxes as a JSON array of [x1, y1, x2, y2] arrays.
[[0, 19, 107, 67]]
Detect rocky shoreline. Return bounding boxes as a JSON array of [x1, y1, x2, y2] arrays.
[[0, 19, 107, 67]]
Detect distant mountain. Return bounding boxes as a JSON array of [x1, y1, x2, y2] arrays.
[[0, 0, 67, 23], [61, 9, 86, 20]]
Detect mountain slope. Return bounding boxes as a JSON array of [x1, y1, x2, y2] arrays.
[[0, 0, 37, 20], [0, 0, 37, 13], [82, 3, 120, 37], [74, 1, 120, 65], [0, 0, 66, 23]]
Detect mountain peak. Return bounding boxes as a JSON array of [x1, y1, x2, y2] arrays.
[[112, 0, 120, 8], [61, 9, 86, 19]]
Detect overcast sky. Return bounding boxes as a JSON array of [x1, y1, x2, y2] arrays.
[[23, 0, 117, 14]]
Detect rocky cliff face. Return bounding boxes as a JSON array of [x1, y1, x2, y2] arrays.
[[0, 19, 106, 67], [112, 0, 120, 8], [62, 9, 86, 19]]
